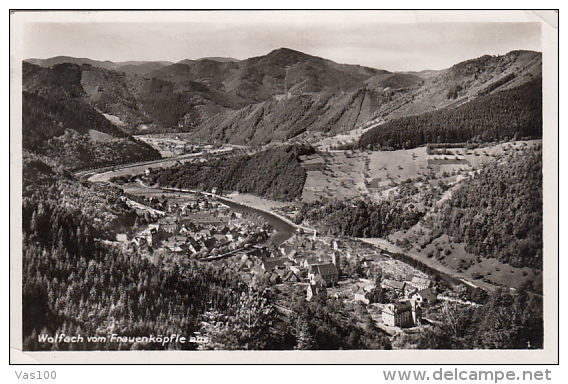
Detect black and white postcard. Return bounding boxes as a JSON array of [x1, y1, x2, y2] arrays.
[[9, 10, 559, 364]]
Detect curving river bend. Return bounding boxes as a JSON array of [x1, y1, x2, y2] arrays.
[[82, 158, 300, 246]]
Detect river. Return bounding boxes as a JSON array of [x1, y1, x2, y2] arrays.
[[87, 170, 298, 247], [156, 187, 298, 247], [214, 195, 296, 247]]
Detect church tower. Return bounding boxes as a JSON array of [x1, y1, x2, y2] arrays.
[[332, 250, 341, 272]]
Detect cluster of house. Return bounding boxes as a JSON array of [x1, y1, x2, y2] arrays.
[[117, 200, 268, 257], [218, 247, 302, 285], [286, 238, 341, 298], [213, 236, 342, 289], [380, 276, 437, 328], [146, 195, 221, 217], [214, 232, 439, 327]]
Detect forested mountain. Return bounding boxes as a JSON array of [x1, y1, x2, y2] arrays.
[[193, 88, 382, 145], [22, 192, 247, 350], [26, 56, 174, 75], [25, 49, 541, 145], [415, 288, 542, 349], [425, 146, 543, 270], [21, 153, 246, 350], [369, 50, 541, 122], [296, 196, 427, 238], [23, 62, 126, 142], [358, 78, 542, 150], [22, 62, 161, 170]]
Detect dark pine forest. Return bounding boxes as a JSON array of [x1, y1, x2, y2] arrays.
[[358, 79, 542, 150]]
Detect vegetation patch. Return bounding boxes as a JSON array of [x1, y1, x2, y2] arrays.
[[149, 145, 312, 202], [358, 79, 542, 150]]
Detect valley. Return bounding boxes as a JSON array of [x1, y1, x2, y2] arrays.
[[79, 134, 542, 295], [21, 46, 545, 351]]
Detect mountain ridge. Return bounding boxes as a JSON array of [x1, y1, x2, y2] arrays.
[[23, 48, 542, 146]]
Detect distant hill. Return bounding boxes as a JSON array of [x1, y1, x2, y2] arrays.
[[187, 50, 541, 145], [142, 48, 398, 143], [115, 61, 174, 75], [365, 72, 423, 90], [23, 49, 542, 146], [196, 57, 240, 63], [191, 88, 382, 145], [25, 56, 122, 70], [151, 48, 387, 101], [370, 50, 542, 121], [22, 62, 161, 170], [23, 63, 127, 142], [25, 57, 173, 75]]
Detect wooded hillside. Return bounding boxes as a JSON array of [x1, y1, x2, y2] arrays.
[[149, 146, 310, 201], [358, 79, 542, 150], [22, 63, 161, 170], [425, 145, 543, 269]]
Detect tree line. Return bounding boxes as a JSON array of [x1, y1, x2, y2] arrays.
[[22, 188, 250, 350], [296, 198, 425, 238], [358, 79, 542, 150], [23, 63, 162, 170], [423, 145, 543, 270], [415, 288, 543, 349], [42, 129, 160, 171], [148, 145, 312, 202]]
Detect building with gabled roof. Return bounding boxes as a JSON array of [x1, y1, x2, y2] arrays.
[[302, 256, 332, 268], [282, 270, 299, 283], [382, 299, 422, 328], [382, 279, 406, 292], [410, 276, 433, 290], [262, 258, 286, 272], [251, 265, 267, 277], [410, 288, 437, 306], [267, 272, 281, 285], [353, 287, 370, 305], [306, 282, 326, 301], [308, 263, 339, 287]]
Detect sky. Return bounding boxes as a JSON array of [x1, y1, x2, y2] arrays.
[[20, 11, 543, 72]]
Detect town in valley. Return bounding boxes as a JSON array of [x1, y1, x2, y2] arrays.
[[19, 16, 547, 353]]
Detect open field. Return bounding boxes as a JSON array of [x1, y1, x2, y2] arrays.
[[118, 182, 193, 199], [302, 151, 367, 202], [468, 257, 542, 293], [365, 140, 541, 189], [135, 135, 189, 157], [301, 140, 540, 204], [313, 120, 383, 150], [88, 158, 190, 183], [386, 224, 542, 292], [85, 146, 234, 183], [412, 233, 542, 292], [359, 237, 498, 292]]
